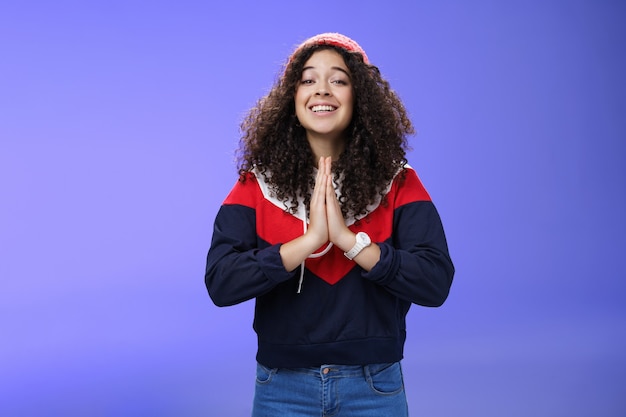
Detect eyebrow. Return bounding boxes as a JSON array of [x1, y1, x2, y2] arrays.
[[302, 66, 351, 77]]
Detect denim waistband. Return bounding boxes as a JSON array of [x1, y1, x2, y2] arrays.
[[268, 362, 397, 379]]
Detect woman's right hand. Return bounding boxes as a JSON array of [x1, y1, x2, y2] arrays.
[[306, 156, 331, 246]]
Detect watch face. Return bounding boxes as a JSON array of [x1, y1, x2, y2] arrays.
[[358, 232, 371, 245]]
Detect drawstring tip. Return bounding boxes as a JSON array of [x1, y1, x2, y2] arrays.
[[297, 262, 305, 293]]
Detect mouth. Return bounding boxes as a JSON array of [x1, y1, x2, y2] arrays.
[[310, 105, 337, 113]]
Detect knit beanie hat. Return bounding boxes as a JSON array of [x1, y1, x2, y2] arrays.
[[289, 32, 369, 65]]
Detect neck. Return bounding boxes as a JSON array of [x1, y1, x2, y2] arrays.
[[307, 134, 346, 163]]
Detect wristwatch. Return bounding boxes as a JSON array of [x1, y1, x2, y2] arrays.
[[344, 232, 372, 260]]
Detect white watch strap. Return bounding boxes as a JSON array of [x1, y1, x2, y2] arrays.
[[344, 232, 371, 260], [344, 242, 365, 260]]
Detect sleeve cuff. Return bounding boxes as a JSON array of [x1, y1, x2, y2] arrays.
[[362, 242, 398, 285], [258, 244, 296, 284]]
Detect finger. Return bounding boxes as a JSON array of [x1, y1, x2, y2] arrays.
[[316, 156, 325, 181], [325, 174, 341, 217], [325, 174, 347, 241], [325, 173, 336, 201], [308, 158, 330, 242], [311, 157, 326, 203]]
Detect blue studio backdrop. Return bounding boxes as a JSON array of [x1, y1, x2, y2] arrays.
[[1, 1, 625, 416]]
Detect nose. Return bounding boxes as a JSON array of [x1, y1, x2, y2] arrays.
[[315, 87, 330, 96]]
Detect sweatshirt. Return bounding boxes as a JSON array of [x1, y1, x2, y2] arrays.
[[205, 166, 454, 368]]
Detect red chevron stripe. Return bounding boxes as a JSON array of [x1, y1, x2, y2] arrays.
[[222, 168, 431, 285]]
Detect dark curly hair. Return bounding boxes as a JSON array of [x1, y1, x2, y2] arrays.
[[236, 44, 414, 219]]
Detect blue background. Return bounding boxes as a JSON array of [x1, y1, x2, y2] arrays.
[[1, 1, 625, 416]]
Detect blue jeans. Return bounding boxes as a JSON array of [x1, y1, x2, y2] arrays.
[[252, 362, 409, 416]]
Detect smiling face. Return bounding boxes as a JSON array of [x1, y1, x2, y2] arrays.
[[294, 48, 354, 151]]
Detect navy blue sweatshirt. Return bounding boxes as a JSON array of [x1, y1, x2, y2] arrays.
[[205, 166, 454, 368]]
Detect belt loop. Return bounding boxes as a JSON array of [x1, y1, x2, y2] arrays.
[[363, 364, 371, 382]]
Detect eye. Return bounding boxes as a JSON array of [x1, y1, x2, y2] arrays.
[[300, 79, 314, 85], [331, 79, 349, 85]]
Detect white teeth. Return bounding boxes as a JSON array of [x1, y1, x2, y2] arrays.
[[311, 105, 336, 113]]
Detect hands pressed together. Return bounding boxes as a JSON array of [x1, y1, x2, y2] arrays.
[[279, 156, 380, 273], [307, 156, 352, 250]]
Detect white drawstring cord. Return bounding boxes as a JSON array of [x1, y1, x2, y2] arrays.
[[297, 220, 333, 293]]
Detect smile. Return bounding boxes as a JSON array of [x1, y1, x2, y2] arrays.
[[311, 105, 337, 113]]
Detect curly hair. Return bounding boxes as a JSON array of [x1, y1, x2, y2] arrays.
[[236, 44, 414, 219]]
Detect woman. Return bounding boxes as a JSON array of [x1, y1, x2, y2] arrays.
[[205, 33, 454, 416]]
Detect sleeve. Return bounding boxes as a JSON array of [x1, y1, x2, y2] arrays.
[[204, 179, 297, 307], [362, 170, 455, 307]]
